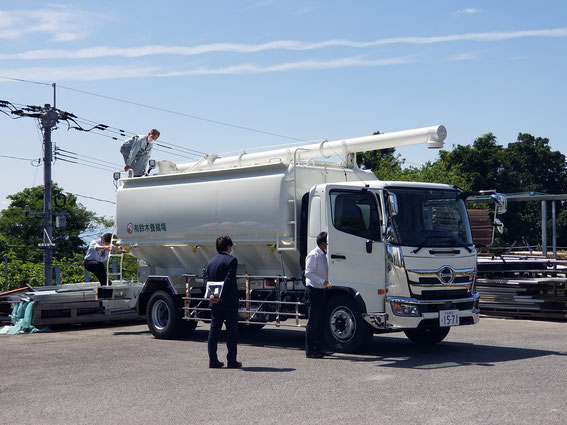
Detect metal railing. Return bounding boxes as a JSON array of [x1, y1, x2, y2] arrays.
[[182, 274, 307, 328]]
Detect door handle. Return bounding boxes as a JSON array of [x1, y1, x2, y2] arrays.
[[331, 254, 346, 259]]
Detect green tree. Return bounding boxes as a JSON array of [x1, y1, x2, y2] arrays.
[[435, 133, 505, 191], [356, 131, 409, 181], [0, 184, 110, 263], [500, 133, 567, 193], [434, 133, 567, 247], [0, 183, 114, 289]]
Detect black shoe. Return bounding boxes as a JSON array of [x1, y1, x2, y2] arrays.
[[306, 352, 324, 358], [227, 361, 242, 369], [209, 360, 224, 368]]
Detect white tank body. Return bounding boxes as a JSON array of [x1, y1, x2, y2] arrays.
[[115, 162, 375, 277], [115, 125, 446, 277]]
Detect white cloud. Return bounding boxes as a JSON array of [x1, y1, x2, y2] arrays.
[[456, 8, 482, 15], [160, 56, 414, 76], [0, 65, 161, 82], [0, 55, 415, 81], [0, 7, 88, 41], [1, 28, 566, 60]]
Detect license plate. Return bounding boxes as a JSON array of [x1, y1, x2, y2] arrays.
[[439, 309, 460, 327]]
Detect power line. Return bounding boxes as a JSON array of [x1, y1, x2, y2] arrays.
[[70, 114, 208, 156], [0, 75, 51, 86], [3, 77, 307, 157], [2, 75, 305, 143], [65, 192, 115, 205], [152, 147, 200, 160], [66, 115, 206, 159], [55, 156, 117, 173], [55, 147, 123, 168], [0, 154, 36, 161], [57, 84, 305, 142]]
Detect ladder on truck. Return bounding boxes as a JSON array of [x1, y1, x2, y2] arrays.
[[106, 253, 124, 285], [104, 224, 124, 286]]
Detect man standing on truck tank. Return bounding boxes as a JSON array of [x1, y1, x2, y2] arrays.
[[305, 231, 333, 358], [120, 129, 160, 177], [206, 235, 242, 369]]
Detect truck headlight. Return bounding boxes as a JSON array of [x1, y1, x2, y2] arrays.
[[391, 301, 421, 317]]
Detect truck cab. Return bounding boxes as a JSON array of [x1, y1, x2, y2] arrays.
[[308, 181, 478, 350]]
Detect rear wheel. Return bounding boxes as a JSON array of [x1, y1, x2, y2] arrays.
[[147, 291, 195, 339], [404, 326, 450, 345], [324, 295, 372, 353]]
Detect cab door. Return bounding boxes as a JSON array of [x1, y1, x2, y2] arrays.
[[326, 188, 386, 312]]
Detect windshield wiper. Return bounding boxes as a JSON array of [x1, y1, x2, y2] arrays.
[[412, 235, 446, 254], [412, 235, 473, 254]]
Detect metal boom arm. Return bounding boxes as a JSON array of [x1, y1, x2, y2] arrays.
[[174, 125, 447, 172]]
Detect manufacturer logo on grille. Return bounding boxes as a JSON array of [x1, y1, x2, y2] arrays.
[[437, 267, 455, 284]]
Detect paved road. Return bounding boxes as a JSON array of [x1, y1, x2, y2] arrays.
[[1, 317, 566, 425]]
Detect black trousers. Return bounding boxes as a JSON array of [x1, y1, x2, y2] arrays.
[[84, 260, 108, 285], [208, 304, 238, 364], [305, 286, 327, 355]]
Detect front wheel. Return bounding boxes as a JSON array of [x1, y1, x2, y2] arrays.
[[324, 295, 372, 353], [404, 326, 450, 345], [147, 291, 194, 339]]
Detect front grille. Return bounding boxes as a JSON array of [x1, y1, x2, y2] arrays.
[[419, 301, 475, 312], [414, 289, 470, 300], [417, 276, 471, 285]]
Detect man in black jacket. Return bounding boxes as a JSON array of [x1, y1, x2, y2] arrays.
[[207, 235, 242, 369]]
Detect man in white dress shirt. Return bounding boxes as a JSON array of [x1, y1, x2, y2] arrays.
[[304, 231, 333, 358], [84, 233, 115, 285]]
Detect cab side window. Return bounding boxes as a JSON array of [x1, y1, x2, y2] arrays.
[[330, 191, 381, 241]]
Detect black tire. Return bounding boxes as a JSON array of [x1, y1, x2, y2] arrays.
[[147, 291, 195, 339], [324, 295, 372, 353], [404, 326, 450, 345]]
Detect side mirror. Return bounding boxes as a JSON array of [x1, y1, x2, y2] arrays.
[[491, 193, 507, 215], [388, 193, 399, 216]]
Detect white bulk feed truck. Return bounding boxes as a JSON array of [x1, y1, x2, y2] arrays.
[[115, 125, 482, 352]]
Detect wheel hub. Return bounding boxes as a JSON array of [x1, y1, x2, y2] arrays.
[[330, 307, 356, 342], [151, 299, 169, 331]]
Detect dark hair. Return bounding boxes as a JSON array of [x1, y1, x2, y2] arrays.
[[216, 235, 233, 253], [150, 129, 160, 137], [316, 232, 327, 246], [102, 233, 112, 244]]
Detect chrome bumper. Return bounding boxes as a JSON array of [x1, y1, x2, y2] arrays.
[[364, 293, 480, 330]]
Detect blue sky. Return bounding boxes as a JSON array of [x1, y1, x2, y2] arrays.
[[1, 0, 566, 218]]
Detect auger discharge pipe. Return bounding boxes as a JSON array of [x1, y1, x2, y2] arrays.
[[175, 125, 447, 172]]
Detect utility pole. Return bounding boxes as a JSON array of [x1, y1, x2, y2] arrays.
[[40, 103, 59, 286], [1, 88, 89, 287]]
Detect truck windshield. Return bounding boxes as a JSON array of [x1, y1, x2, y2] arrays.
[[388, 188, 473, 248]]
